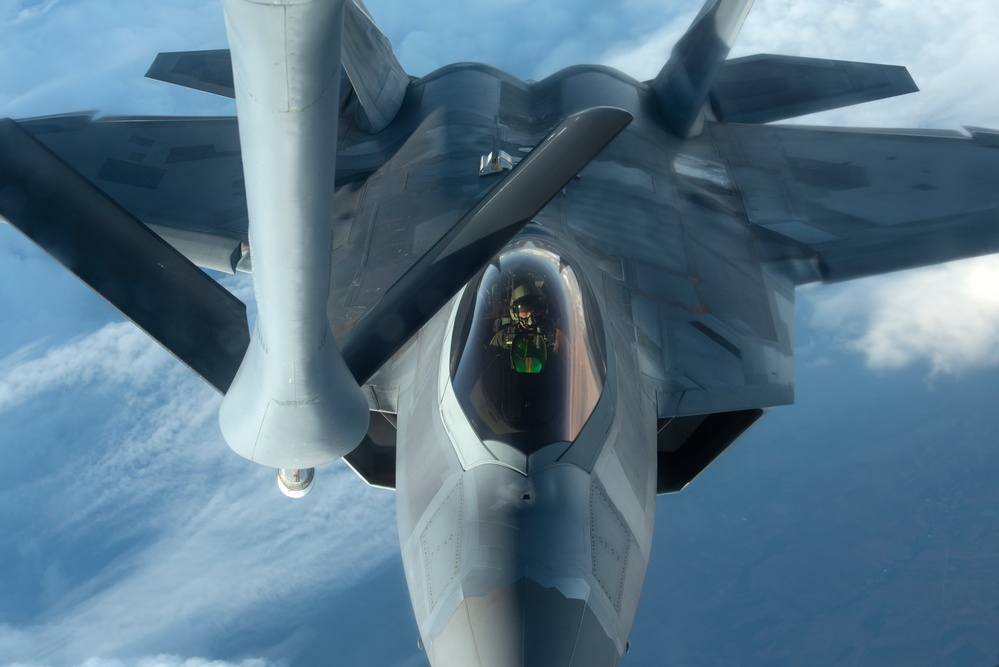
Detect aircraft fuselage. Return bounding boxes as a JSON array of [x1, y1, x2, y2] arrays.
[[396, 238, 657, 666], [329, 60, 789, 667]]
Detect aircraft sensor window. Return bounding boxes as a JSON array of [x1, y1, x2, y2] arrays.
[[451, 244, 605, 455]]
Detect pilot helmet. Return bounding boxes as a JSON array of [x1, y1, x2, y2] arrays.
[[510, 283, 545, 328]]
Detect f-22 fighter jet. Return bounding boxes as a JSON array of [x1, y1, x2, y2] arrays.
[[1, 0, 998, 665]]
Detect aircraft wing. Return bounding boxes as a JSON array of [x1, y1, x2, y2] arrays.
[[628, 121, 999, 419], [14, 114, 249, 274], [711, 122, 999, 283], [12, 95, 416, 273], [11, 0, 411, 275], [552, 121, 796, 422], [0, 118, 250, 394]]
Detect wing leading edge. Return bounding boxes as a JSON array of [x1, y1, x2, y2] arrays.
[[0, 119, 250, 394], [12, 114, 249, 272]]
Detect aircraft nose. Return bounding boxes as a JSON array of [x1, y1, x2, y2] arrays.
[[426, 577, 620, 667]]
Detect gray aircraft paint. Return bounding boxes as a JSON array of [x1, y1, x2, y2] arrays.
[[1, 0, 999, 665], [217, 0, 371, 470]]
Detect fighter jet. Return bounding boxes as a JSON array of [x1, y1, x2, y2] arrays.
[[1, 0, 997, 664]]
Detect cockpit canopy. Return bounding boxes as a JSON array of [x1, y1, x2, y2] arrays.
[[450, 244, 606, 455]]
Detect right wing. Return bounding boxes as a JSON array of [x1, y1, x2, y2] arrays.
[[0, 119, 250, 393], [15, 113, 249, 274]]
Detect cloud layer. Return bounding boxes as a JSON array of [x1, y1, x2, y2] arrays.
[[0, 322, 173, 412], [9, 657, 275, 667], [0, 323, 397, 666], [806, 256, 999, 374], [602, 0, 999, 375]]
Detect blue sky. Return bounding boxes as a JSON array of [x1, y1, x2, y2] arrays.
[[2, 1, 999, 666]]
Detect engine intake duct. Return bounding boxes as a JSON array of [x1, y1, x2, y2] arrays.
[[656, 408, 763, 494]]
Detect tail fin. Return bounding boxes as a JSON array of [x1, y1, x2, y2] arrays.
[[652, 0, 754, 138], [341, 0, 409, 132]]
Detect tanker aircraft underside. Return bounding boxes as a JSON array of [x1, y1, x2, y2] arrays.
[[2, 0, 998, 665]]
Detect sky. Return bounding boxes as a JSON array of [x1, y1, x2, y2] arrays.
[[1, 0, 999, 666]]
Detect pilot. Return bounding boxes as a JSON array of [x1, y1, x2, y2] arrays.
[[510, 283, 544, 330], [491, 282, 557, 351]]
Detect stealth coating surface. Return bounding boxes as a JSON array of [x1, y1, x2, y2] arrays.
[[145, 49, 236, 99], [5, 0, 999, 664], [146, 0, 408, 134], [712, 122, 999, 282], [653, 0, 754, 137], [710, 54, 919, 124], [0, 119, 249, 394], [340, 106, 633, 384]]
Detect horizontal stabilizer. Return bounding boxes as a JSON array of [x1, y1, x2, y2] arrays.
[[342, 0, 409, 132], [0, 119, 250, 393], [340, 106, 633, 383], [146, 3, 407, 133], [710, 54, 918, 124], [145, 49, 236, 98]]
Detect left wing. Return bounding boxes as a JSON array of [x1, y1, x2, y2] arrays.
[[711, 122, 999, 283]]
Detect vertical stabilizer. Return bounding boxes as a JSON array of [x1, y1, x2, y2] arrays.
[[652, 0, 754, 138], [342, 0, 409, 132]]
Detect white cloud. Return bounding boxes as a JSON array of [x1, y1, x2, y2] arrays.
[[600, 8, 697, 79], [601, 0, 999, 130], [123, 658, 275, 667], [0, 322, 174, 413], [730, 0, 999, 130], [602, 0, 999, 375], [6, 0, 61, 27], [806, 256, 999, 374], [0, 322, 396, 665], [3, 657, 277, 667]]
